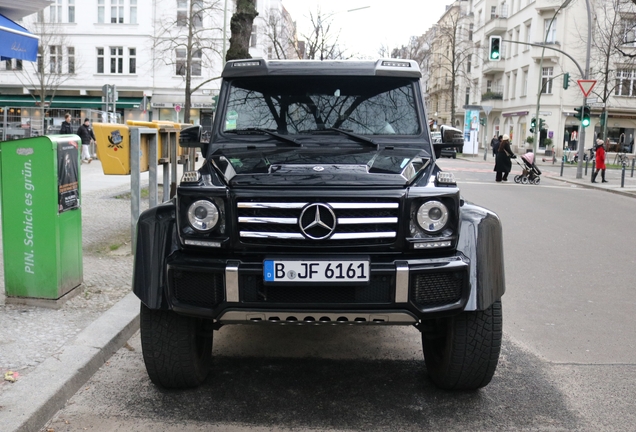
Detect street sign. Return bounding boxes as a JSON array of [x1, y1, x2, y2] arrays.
[[174, 104, 182, 113], [590, 102, 605, 108], [539, 111, 552, 116], [586, 97, 598, 104], [482, 105, 493, 115], [577, 80, 596, 97]]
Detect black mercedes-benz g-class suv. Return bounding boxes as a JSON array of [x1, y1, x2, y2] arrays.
[[133, 59, 505, 391]]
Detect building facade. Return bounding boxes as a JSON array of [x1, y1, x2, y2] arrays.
[[0, 0, 294, 137]]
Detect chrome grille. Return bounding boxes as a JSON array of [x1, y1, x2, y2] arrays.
[[237, 198, 400, 246]]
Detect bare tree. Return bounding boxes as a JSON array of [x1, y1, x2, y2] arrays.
[[154, 0, 223, 123], [263, 8, 302, 59], [585, 0, 636, 138], [301, 8, 346, 60], [226, 0, 258, 61], [390, 35, 431, 69], [432, 3, 472, 126], [12, 16, 76, 135]]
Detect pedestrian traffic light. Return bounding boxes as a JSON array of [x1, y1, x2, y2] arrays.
[[539, 118, 546, 131], [574, 106, 591, 127], [489, 36, 502, 61], [530, 117, 536, 133]]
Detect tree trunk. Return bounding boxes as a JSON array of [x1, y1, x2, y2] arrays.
[[226, 0, 258, 62]]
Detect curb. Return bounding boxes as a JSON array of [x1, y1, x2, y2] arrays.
[[0, 292, 140, 432], [544, 174, 636, 199]]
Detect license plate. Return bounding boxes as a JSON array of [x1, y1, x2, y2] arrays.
[[264, 259, 369, 283]]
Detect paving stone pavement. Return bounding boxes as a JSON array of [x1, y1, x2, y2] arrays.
[[0, 160, 146, 390]]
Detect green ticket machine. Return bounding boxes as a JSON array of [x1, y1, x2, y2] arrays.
[[0, 135, 83, 306]]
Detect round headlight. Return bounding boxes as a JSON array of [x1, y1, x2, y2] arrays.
[[187, 200, 219, 232], [416, 200, 449, 233]]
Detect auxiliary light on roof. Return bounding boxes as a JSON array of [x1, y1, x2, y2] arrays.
[[232, 61, 261, 67], [381, 61, 411, 68]]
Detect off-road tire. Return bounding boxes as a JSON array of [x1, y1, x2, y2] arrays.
[[422, 300, 502, 390], [140, 304, 213, 389]]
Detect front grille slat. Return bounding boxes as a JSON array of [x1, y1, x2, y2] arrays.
[[237, 198, 400, 247]]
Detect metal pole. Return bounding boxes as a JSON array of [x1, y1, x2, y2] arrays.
[[591, 160, 595, 181], [631, 157, 635, 178], [130, 127, 141, 252], [560, 157, 564, 176], [222, 0, 228, 67], [576, 0, 593, 179], [585, 158, 588, 176], [621, 163, 626, 188]]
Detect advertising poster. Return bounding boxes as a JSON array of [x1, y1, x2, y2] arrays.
[[58, 140, 80, 213]]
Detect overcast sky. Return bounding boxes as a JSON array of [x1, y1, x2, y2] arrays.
[[280, 0, 452, 58]]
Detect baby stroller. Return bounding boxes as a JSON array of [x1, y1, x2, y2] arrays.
[[513, 152, 542, 185]]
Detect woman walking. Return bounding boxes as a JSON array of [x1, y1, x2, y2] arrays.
[[494, 134, 515, 182], [592, 139, 607, 183]]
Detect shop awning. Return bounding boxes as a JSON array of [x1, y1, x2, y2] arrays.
[[0, 13, 38, 61], [0, 95, 143, 109]]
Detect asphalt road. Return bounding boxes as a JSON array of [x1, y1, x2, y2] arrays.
[[44, 158, 636, 432]]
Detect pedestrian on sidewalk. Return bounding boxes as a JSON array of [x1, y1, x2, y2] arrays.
[[494, 134, 515, 182], [59, 113, 73, 134], [76, 118, 96, 164], [490, 134, 500, 156], [592, 139, 607, 183]]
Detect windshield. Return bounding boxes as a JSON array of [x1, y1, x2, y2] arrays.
[[222, 76, 422, 136]]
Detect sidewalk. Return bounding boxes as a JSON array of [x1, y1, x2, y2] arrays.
[[0, 159, 145, 431], [462, 153, 636, 198]]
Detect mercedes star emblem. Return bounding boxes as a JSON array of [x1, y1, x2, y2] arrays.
[[299, 203, 336, 240]]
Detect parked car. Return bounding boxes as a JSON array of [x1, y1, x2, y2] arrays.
[[134, 59, 506, 391]]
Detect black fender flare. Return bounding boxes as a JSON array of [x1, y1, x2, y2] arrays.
[[133, 202, 177, 309], [457, 202, 505, 311]]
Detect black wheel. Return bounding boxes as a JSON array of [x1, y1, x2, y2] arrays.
[[422, 300, 502, 390], [513, 175, 521, 183], [140, 304, 213, 389], [521, 176, 529, 184], [533, 177, 541, 185]]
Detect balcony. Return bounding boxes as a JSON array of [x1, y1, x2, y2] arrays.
[[483, 58, 505, 74], [481, 87, 504, 101], [530, 44, 561, 63]]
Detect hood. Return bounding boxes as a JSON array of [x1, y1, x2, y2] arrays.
[[208, 147, 432, 187]]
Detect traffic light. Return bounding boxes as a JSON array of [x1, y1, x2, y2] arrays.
[[489, 35, 502, 61], [479, 118, 485, 126], [563, 72, 570, 90], [530, 117, 536, 133], [574, 106, 591, 127], [539, 118, 546, 132]]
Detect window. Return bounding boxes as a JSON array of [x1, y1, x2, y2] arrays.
[[465, 87, 470, 105], [486, 79, 493, 93], [192, 48, 202, 76], [129, 48, 136, 73], [111, 0, 124, 23], [98, 0, 105, 23], [542, 67, 553, 94], [192, 0, 203, 27], [110, 46, 123, 73], [97, 47, 104, 73], [37, 48, 43, 73], [504, 73, 510, 99], [514, 27, 520, 56], [177, 0, 187, 26], [522, 69, 528, 96], [468, 23, 473, 41], [250, 25, 258, 47], [544, 18, 557, 43], [176, 48, 202, 76], [623, 19, 636, 47], [491, 5, 497, 19], [615, 70, 636, 96], [130, 0, 137, 24], [68, 0, 75, 23], [467, 57, 471, 73], [50, 0, 62, 23], [68, 47, 75, 73], [511, 71, 517, 99], [525, 22, 531, 49], [176, 48, 186, 75], [50, 45, 62, 74], [5, 59, 23, 71]]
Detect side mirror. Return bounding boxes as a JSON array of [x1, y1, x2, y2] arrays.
[[433, 125, 463, 158], [179, 125, 202, 148]]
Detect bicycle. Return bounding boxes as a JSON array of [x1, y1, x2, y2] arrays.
[[614, 152, 629, 166]]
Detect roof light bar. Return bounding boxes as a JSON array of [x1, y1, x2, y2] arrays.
[[232, 61, 261, 67], [381, 61, 411, 68]]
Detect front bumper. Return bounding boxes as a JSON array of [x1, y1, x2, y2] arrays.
[[165, 252, 470, 324]]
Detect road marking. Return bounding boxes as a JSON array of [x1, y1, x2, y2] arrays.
[[457, 181, 589, 190]]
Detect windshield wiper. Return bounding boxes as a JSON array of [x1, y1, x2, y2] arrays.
[[225, 128, 302, 147], [326, 127, 378, 149]]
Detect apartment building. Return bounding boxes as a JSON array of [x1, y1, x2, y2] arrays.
[[424, 0, 636, 156], [0, 0, 292, 136]]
